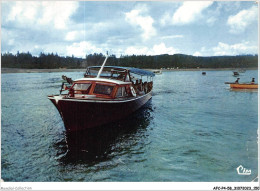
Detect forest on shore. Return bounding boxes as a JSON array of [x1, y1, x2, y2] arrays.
[[1, 52, 258, 69]]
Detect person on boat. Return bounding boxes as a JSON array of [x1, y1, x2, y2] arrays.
[[117, 73, 125, 80], [251, 78, 255, 84], [107, 87, 112, 95], [235, 78, 240, 84], [68, 88, 74, 97]]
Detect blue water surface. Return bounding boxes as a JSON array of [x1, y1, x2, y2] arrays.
[[1, 70, 258, 182]]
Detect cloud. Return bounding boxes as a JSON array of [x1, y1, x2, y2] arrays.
[[160, 35, 184, 39], [66, 41, 103, 57], [160, 12, 172, 26], [150, 43, 178, 55], [65, 30, 85, 41], [227, 6, 258, 34], [39, 2, 79, 29], [172, 1, 213, 25], [5, 1, 79, 29], [195, 41, 258, 56], [1, 1, 258, 58], [212, 41, 258, 56], [124, 43, 178, 56], [193, 51, 202, 56], [216, 1, 241, 12], [125, 4, 156, 40], [124, 46, 148, 55], [206, 17, 217, 26]]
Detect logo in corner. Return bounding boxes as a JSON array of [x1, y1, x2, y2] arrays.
[[237, 165, 251, 175]]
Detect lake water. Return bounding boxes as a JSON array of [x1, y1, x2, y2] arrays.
[[1, 70, 258, 182]]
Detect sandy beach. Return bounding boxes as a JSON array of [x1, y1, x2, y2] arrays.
[[1, 67, 257, 74]]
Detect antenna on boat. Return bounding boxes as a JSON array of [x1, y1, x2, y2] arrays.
[[96, 52, 109, 78]]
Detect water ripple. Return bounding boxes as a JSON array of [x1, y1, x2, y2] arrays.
[[1, 70, 258, 182]]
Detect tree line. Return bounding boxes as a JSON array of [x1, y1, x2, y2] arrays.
[[1, 51, 258, 69]]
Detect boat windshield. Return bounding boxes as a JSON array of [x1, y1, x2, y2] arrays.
[[87, 68, 112, 77], [93, 84, 114, 95], [73, 83, 91, 90], [86, 67, 128, 81], [73, 83, 92, 94]]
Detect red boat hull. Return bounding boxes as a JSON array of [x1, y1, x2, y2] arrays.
[[230, 83, 258, 89], [48, 92, 152, 132]]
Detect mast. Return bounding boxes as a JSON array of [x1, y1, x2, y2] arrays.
[[96, 52, 108, 78]]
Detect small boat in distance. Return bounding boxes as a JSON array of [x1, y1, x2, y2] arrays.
[[48, 55, 155, 132], [233, 71, 239, 76], [153, 70, 162, 75], [225, 78, 258, 89]]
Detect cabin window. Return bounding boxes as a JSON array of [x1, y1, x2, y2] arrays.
[[94, 84, 114, 95], [73, 83, 91, 90], [73, 83, 92, 94], [116, 87, 127, 98]]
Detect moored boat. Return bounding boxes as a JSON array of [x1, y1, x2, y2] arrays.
[[153, 70, 162, 75], [233, 71, 239, 76], [48, 55, 155, 132]]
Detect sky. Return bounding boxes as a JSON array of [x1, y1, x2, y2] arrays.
[[1, 1, 259, 58]]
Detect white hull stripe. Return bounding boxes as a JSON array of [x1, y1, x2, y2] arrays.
[[48, 92, 152, 103]]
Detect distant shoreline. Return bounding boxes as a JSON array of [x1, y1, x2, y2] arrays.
[[1, 67, 258, 74]]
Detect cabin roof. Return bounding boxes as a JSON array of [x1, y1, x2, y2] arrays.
[[87, 66, 155, 77], [74, 77, 132, 85]]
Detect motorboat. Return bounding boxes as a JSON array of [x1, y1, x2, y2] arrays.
[[48, 55, 155, 132]]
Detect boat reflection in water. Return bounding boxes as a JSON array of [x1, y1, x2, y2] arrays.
[[56, 100, 153, 164], [228, 88, 258, 93]]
